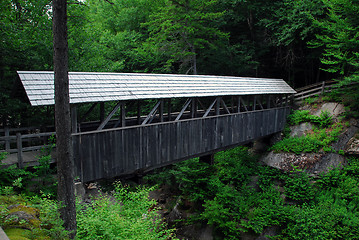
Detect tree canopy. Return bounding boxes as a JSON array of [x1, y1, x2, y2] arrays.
[[1, 0, 359, 127]]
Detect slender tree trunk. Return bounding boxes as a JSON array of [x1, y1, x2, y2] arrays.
[[53, 0, 77, 238], [191, 46, 197, 75]]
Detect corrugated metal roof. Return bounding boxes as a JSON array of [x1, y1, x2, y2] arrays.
[[17, 71, 296, 106]]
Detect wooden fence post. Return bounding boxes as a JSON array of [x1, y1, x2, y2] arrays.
[[16, 133, 23, 169], [321, 81, 325, 94], [5, 127, 10, 151]]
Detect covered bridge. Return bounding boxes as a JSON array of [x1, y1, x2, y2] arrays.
[[17, 71, 296, 182]]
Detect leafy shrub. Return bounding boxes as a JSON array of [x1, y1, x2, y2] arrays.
[[344, 157, 359, 179], [303, 96, 318, 105], [145, 158, 215, 203], [270, 122, 343, 154], [287, 110, 312, 125], [0, 152, 34, 192], [170, 158, 215, 202], [257, 165, 287, 191], [317, 167, 346, 189], [284, 169, 315, 202], [269, 135, 323, 154], [202, 185, 252, 239], [310, 110, 333, 128], [288, 110, 333, 128], [215, 147, 257, 188], [30, 194, 70, 239], [282, 197, 359, 239], [76, 183, 176, 240]]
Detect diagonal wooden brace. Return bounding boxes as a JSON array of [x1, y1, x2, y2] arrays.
[[175, 98, 192, 121], [97, 101, 122, 130]]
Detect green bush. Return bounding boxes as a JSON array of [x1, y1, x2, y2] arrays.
[[303, 96, 318, 105], [215, 147, 257, 188], [202, 185, 252, 239], [282, 197, 359, 239], [0, 152, 34, 192], [170, 158, 215, 202], [270, 122, 343, 154], [288, 110, 333, 128], [269, 135, 323, 154], [287, 110, 312, 125], [317, 167, 346, 189], [284, 169, 315, 202], [144, 149, 359, 239], [76, 182, 177, 240]]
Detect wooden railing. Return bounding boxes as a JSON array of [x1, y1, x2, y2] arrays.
[[73, 107, 290, 182], [293, 80, 336, 103], [0, 128, 55, 168], [0, 94, 289, 168]]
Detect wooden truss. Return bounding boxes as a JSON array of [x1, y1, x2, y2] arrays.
[[70, 94, 291, 133]]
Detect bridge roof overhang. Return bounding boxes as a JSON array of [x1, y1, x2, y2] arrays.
[[17, 71, 296, 106]]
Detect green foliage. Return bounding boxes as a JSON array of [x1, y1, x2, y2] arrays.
[[240, 193, 292, 234], [144, 0, 228, 74], [282, 201, 359, 240], [269, 135, 322, 154], [168, 158, 215, 202], [287, 110, 312, 125], [257, 165, 286, 190], [202, 185, 254, 239], [30, 136, 57, 196], [0, 137, 57, 196], [311, 110, 333, 128], [288, 110, 333, 128], [285, 168, 315, 202], [215, 147, 257, 188], [0, 152, 34, 192], [310, 0, 359, 76], [76, 182, 177, 240], [303, 96, 319, 105], [270, 110, 340, 154], [0, 193, 69, 239], [0, 0, 53, 127], [30, 194, 70, 239]]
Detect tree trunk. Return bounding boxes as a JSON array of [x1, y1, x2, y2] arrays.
[[53, 0, 77, 238], [191, 46, 197, 75]]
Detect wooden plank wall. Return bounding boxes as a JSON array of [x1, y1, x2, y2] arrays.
[[72, 107, 290, 182]]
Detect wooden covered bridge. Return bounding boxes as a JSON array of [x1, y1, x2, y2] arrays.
[[17, 71, 295, 182]]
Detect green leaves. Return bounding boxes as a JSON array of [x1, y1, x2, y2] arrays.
[[311, 0, 359, 76], [76, 183, 176, 240], [270, 110, 340, 154], [143, 0, 228, 74]]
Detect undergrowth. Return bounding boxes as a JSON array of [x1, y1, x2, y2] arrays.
[[145, 147, 359, 239], [76, 183, 177, 240], [270, 110, 344, 154], [0, 136, 177, 239]]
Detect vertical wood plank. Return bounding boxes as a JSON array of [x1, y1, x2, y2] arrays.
[[121, 102, 126, 127], [71, 105, 77, 133], [167, 99, 172, 121], [16, 133, 23, 169], [5, 127, 10, 151], [137, 100, 141, 125], [159, 100, 164, 122]]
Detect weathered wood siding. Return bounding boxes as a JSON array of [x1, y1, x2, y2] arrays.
[[72, 107, 290, 182]]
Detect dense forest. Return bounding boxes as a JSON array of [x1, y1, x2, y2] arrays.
[[1, 0, 359, 239], [1, 0, 359, 127]]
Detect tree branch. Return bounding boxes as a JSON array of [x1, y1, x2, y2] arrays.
[[104, 0, 114, 5]]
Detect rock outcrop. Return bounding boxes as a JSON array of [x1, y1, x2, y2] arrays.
[[261, 103, 359, 175]]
